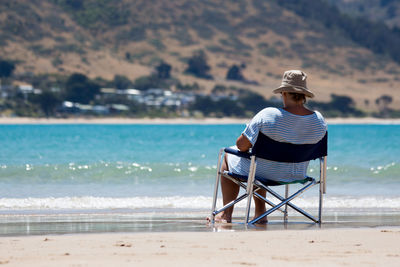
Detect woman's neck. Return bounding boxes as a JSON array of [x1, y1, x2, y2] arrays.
[[283, 104, 314, 116]]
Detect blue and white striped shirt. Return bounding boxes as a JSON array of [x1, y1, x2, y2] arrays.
[[227, 107, 327, 182]]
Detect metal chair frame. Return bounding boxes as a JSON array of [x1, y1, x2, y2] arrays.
[[210, 132, 327, 225]]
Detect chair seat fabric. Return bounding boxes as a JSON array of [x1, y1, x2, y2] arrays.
[[224, 171, 312, 186]]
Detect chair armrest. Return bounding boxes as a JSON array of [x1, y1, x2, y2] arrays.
[[224, 147, 252, 159]]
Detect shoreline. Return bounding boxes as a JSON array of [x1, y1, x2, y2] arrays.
[[1, 116, 400, 124], [1, 228, 399, 266], [2, 211, 400, 236]]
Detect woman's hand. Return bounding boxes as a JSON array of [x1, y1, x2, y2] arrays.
[[236, 134, 252, 152]]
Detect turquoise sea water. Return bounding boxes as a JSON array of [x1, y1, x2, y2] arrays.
[[0, 123, 399, 233]]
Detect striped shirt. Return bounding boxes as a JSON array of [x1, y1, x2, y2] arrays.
[[227, 107, 327, 183]]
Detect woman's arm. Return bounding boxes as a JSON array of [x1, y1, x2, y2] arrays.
[[236, 134, 252, 152]]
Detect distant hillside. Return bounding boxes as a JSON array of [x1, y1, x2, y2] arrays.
[[1, 0, 399, 111]]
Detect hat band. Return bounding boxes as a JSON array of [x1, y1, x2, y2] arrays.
[[280, 82, 308, 91]]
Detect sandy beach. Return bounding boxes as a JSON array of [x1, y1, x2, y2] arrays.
[[0, 228, 399, 266], [1, 116, 400, 124]]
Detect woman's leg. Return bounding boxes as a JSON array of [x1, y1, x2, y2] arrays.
[[213, 153, 267, 224], [216, 154, 240, 222], [253, 189, 268, 224]]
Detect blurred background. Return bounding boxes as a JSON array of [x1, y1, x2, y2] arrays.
[[0, 0, 399, 118]]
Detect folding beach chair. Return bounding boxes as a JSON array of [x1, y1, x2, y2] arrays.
[[211, 132, 327, 224]]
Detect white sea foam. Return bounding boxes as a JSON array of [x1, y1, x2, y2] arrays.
[[1, 196, 400, 211]]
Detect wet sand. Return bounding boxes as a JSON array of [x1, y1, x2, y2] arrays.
[[2, 212, 400, 236]]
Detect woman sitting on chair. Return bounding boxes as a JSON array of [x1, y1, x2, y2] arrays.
[[216, 70, 327, 223]]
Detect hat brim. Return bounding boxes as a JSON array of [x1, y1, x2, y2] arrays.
[[273, 86, 314, 98]]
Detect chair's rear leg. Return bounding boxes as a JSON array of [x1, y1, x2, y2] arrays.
[[257, 181, 319, 223], [253, 191, 285, 214], [249, 182, 317, 224], [284, 185, 289, 223], [318, 185, 323, 224], [318, 157, 324, 224]]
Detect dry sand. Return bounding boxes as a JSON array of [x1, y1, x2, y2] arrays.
[[0, 228, 399, 266], [1, 117, 400, 125]]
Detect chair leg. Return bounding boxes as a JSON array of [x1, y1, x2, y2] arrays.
[[318, 189, 323, 224], [284, 185, 289, 223], [318, 157, 325, 224], [319, 179, 323, 224], [250, 180, 319, 224], [211, 149, 224, 223], [244, 156, 257, 224]]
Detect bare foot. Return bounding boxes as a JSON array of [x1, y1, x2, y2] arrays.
[[206, 212, 232, 223], [252, 216, 268, 224], [253, 211, 268, 224]]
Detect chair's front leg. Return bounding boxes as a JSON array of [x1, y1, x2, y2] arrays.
[[244, 156, 257, 224], [211, 148, 224, 223]]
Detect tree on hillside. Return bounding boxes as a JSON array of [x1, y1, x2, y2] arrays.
[[380, 0, 395, 7], [376, 94, 392, 106], [176, 82, 200, 91], [33, 91, 61, 117], [239, 91, 278, 113], [185, 50, 212, 79], [376, 94, 393, 116], [0, 60, 15, 83], [113, 75, 133, 89], [189, 95, 244, 117], [65, 0, 84, 9], [156, 62, 172, 79], [64, 73, 100, 104], [226, 64, 245, 81], [309, 94, 364, 117], [133, 75, 169, 90], [328, 94, 360, 114]]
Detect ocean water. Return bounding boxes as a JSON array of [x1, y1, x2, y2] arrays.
[[0, 123, 399, 232]]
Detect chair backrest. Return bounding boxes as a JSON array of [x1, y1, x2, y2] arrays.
[[251, 132, 328, 163]]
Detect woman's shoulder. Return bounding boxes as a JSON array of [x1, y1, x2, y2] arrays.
[[312, 110, 327, 126], [313, 110, 324, 119], [258, 107, 282, 116], [253, 107, 283, 122], [255, 107, 326, 128]]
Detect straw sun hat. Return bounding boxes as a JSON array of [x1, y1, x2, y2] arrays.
[[273, 70, 314, 98]]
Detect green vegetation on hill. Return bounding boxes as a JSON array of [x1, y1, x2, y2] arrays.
[[2, 61, 398, 118], [52, 0, 130, 30], [327, 0, 400, 28], [0, 59, 15, 80], [277, 0, 400, 63]]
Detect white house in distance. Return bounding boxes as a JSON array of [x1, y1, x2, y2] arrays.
[[0, 82, 42, 99], [99, 88, 195, 108], [100, 88, 141, 101]]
